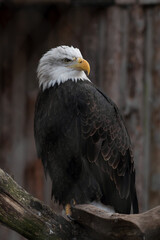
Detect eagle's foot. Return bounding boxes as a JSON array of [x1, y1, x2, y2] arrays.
[[65, 199, 76, 220], [65, 204, 74, 220], [65, 203, 72, 216]]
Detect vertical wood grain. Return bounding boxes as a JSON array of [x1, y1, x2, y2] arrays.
[[0, 6, 160, 240], [126, 5, 145, 211], [150, 6, 160, 209], [143, 8, 153, 211]]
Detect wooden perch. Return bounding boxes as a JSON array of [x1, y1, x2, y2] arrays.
[[72, 205, 160, 240], [0, 168, 89, 240], [0, 168, 160, 240]]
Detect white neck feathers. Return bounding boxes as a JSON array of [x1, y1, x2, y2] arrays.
[[38, 66, 90, 91]]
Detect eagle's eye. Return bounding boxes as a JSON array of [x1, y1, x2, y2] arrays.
[[63, 58, 72, 63]]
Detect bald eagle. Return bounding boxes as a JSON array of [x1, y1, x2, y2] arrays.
[[34, 46, 139, 216]]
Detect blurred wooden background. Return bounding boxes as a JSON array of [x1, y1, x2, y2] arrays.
[[0, 0, 160, 239]]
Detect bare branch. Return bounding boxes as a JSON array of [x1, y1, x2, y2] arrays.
[[0, 168, 89, 240], [72, 204, 160, 240]]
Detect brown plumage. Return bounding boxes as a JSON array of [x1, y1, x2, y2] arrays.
[[34, 80, 139, 214]]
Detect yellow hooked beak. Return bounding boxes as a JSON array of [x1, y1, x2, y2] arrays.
[[70, 57, 90, 75]]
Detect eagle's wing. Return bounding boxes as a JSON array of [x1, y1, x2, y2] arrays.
[[78, 85, 135, 200]]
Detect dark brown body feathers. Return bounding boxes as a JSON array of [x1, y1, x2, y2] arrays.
[[34, 79, 139, 214]]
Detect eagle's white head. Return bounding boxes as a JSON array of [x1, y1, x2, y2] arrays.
[[37, 46, 90, 90]]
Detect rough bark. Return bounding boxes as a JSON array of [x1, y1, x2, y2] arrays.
[[0, 168, 90, 240], [0, 167, 160, 240], [72, 204, 160, 240]]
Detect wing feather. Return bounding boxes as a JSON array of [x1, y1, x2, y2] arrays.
[[78, 85, 134, 199]]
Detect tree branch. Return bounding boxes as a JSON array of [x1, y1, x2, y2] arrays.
[[0, 168, 160, 240], [0, 168, 89, 240], [72, 204, 160, 240]]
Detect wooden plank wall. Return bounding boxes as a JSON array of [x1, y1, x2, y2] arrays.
[[0, 2, 160, 239]]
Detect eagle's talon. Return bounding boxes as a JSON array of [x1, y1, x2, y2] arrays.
[[65, 203, 75, 221], [67, 214, 74, 221], [65, 204, 72, 216]]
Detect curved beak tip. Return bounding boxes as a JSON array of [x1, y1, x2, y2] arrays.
[[78, 58, 90, 76], [87, 67, 90, 76]]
